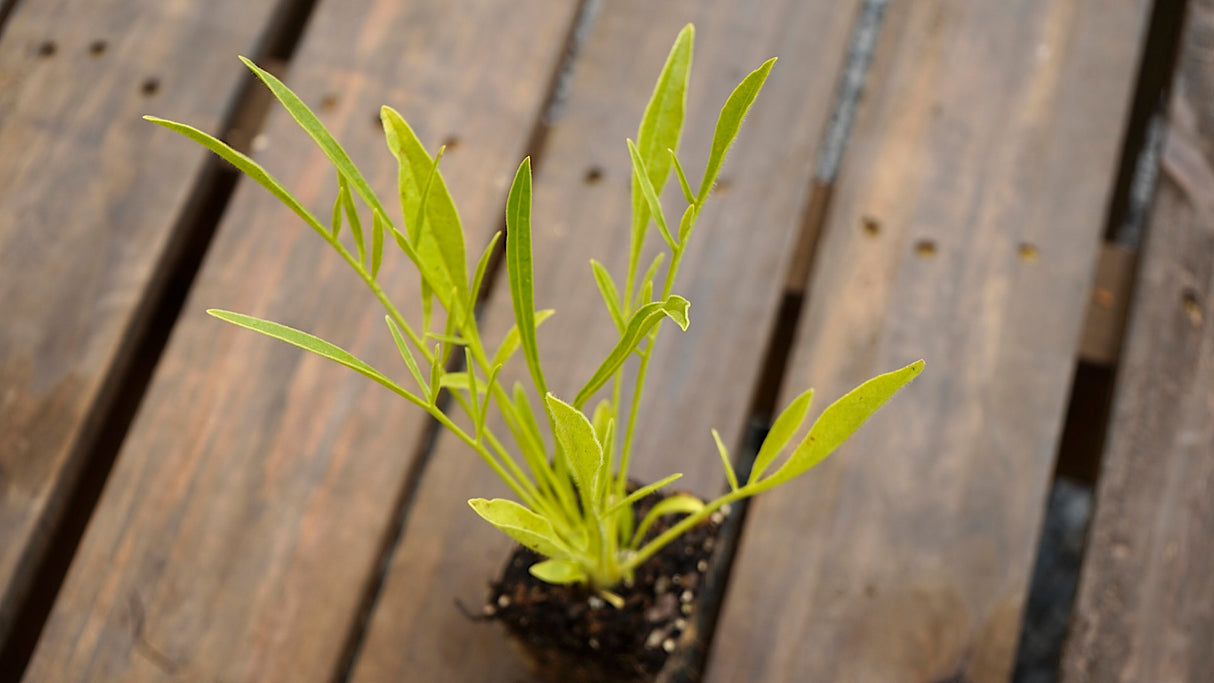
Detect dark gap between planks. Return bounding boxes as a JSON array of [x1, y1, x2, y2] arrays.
[[674, 2, 893, 679], [1011, 0, 1188, 680], [0, 0, 323, 678], [330, 2, 602, 681], [0, 0, 21, 41]]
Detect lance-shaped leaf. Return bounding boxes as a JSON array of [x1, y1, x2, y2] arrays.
[[628, 139, 675, 249], [338, 175, 365, 265], [764, 360, 925, 488], [145, 117, 330, 242], [529, 559, 588, 585], [590, 260, 625, 332], [545, 394, 605, 511], [748, 386, 814, 484], [631, 494, 703, 547], [506, 157, 547, 396], [574, 295, 690, 408], [238, 57, 394, 224], [491, 309, 555, 369], [600, 472, 683, 519], [468, 498, 570, 560], [669, 149, 695, 205], [697, 57, 776, 205], [207, 310, 424, 409], [380, 107, 468, 306], [711, 429, 738, 492]]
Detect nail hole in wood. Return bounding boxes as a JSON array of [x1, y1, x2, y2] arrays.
[[320, 94, 338, 112], [914, 239, 937, 257], [1182, 289, 1203, 327], [89, 40, 108, 56], [441, 135, 460, 151], [37, 40, 56, 57], [140, 77, 160, 97], [861, 216, 881, 237], [1018, 243, 1040, 262], [584, 166, 604, 185], [1094, 288, 1115, 309]]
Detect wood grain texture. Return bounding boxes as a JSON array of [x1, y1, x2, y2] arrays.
[[708, 0, 1148, 680], [349, 1, 863, 679], [1061, 1, 1214, 678], [0, 0, 283, 645], [23, 1, 578, 680]]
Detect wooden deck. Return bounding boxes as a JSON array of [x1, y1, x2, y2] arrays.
[[1, 0, 1209, 681]]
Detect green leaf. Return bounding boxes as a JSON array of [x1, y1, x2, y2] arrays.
[[491, 309, 555, 369], [669, 149, 695, 205], [506, 157, 547, 396], [600, 472, 683, 519], [711, 429, 738, 492], [471, 231, 502, 305], [766, 360, 925, 487], [380, 106, 468, 306], [145, 117, 330, 241], [428, 343, 443, 404], [338, 174, 365, 265], [477, 363, 503, 439], [748, 386, 814, 484], [573, 295, 690, 408], [545, 394, 605, 511], [631, 494, 703, 547], [424, 332, 469, 347], [634, 252, 666, 310], [591, 399, 613, 445], [697, 57, 776, 205], [529, 559, 588, 585], [468, 498, 570, 560], [632, 25, 693, 225], [371, 208, 385, 278], [207, 310, 423, 407], [238, 57, 393, 225], [677, 204, 697, 246], [628, 138, 675, 250], [385, 316, 427, 399], [330, 187, 343, 239], [590, 260, 625, 332], [513, 382, 547, 457]]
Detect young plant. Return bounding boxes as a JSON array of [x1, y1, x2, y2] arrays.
[[147, 25, 922, 602]]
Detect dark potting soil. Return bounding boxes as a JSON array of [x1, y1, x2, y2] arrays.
[[485, 491, 727, 683]]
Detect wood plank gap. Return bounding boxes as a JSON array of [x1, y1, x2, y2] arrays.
[[0, 0, 20, 40], [0, 0, 323, 678], [328, 3, 599, 680]]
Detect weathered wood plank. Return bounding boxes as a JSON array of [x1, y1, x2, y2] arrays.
[[709, 0, 1148, 680], [349, 1, 863, 679], [1061, 1, 1214, 678], [0, 0, 284, 646], [23, 1, 579, 679]]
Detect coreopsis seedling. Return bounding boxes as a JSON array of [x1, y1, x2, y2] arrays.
[[147, 25, 921, 601]]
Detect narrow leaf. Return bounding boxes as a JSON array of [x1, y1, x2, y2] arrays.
[[631, 494, 704, 547], [545, 394, 605, 511], [238, 57, 393, 223], [468, 498, 569, 560], [677, 204, 697, 246], [491, 309, 555, 369], [590, 260, 625, 332], [600, 472, 683, 519], [145, 117, 329, 240], [591, 399, 613, 446], [635, 252, 666, 309], [371, 209, 385, 278], [628, 138, 675, 250], [633, 24, 693, 218], [330, 188, 343, 239], [506, 157, 547, 395], [428, 343, 443, 404], [669, 149, 695, 205], [477, 363, 503, 439], [768, 360, 925, 486], [471, 231, 502, 304], [574, 295, 690, 408], [207, 310, 421, 406], [748, 386, 814, 484], [385, 316, 428, 399], [711, 429, 738, 492], [339, 174, 365, 265], [697, 57, 776, 205], [529, 559, 587, 585]]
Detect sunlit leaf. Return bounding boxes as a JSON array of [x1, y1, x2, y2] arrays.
[[697, 57, 776, 204], [529, 559, 587, 584], [506, 157, 547, 397], [468, 498, 570, 560], [574, 295, 690, 408], [748, 386, 814, 484], [545, 394, 605, 511], [631, 494, 703, 547]]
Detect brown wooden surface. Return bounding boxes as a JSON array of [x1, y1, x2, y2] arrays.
[[348, 1, 864, 679], [22, 1, 580, 679], [709, 0, 1149, 680], [1061, 1, 1214, 678], [0, 0, 283, 646]]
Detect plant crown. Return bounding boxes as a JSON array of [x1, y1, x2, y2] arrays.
[[147, 25, 922, 600]]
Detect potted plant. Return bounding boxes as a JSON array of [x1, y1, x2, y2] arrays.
[[146, 25, 922, 682]]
